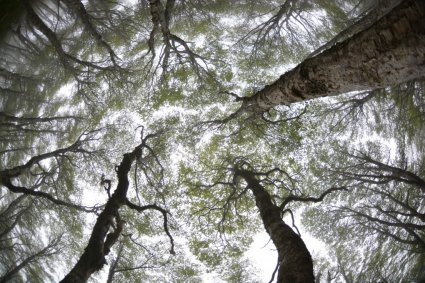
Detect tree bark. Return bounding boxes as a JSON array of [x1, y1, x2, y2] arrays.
[[235, 169, 314, 283], [243, 0, 425, 114], [60, 133, 173, 282], [59, 148, 137, 282]]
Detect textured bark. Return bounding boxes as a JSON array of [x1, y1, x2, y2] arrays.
[[236, 169, 314, 283], [243, 0, 425, 114], [59, 149, 134, 283], [60, 134, 173, 282], [60, 143, 145, 282]]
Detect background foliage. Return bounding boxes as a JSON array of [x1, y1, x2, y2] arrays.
[[0, 0, 423, 282]]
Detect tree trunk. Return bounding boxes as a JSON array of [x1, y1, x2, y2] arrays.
[[60, 150, 134, 282], [236, 169, 314, 283], [243, 0, 425, 114]]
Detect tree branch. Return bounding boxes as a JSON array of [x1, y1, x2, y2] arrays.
[[0, 237, 61, 283], [0, 179, 101, 213], [280, 186, 347, 210], [125, 199, 175, 255]]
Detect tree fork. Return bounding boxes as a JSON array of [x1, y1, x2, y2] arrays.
[[60, 137, 173, 282], [59, 151, 134, 283]]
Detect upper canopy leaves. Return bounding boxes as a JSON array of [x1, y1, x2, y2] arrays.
[[0, 0, 424, 282]]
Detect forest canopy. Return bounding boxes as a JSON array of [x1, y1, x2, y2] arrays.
[[0, 0, 424, 282]]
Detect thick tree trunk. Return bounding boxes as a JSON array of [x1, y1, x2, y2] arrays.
[[236, 169, 314, 283], [243, 0, 425, 114]]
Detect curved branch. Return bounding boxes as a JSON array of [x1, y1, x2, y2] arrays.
[[0, 131, 90, 178], [0, 179, 99, 213], [147, 0, 213, 77], [281, 208, 301, 236], [280, 186, 347, 210], [125, 199, 175, 255], [261, 106, 308, 125], [268, 257, 280, 283]]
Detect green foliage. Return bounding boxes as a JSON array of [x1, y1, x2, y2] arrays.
[[1, 0, 420, 282], [300, 81, 425, 282]]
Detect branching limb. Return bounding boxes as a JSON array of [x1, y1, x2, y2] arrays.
[[281, 208, 301, 236], [238, 0, 295, 53], [61, 0, 120, 66], [0, 179, 101, 213], [325, 90, 381, 131], [331, 149, 425, 193], [112, 236, 166, 273], [197, 93, 307, 130], [354, 152, 425, 191], [0, 130, 104, 213], [357, 218, 425, 251], [0, 236, 62, 282], [0, 130, 92, 178], [220, 90, 244, 102], [268, 257, 280, 283], [22, 0, 72, 71], [147, 0, 214, 78], [279, 186, 347, 210], [0, 197, 32, 239], [194, 106, 247, 131], [375, 189, 425, 221], [341, 206, 425, 231], [193, 97, 265, 132], [22, 0, 121, 84], [125, 199, 175, 255]]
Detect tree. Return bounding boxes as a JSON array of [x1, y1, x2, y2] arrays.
[[301, 80, 425, 282], [224, 0, 425, 120], [0, 0, 424, 282], [60, 131, 174, 282]]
